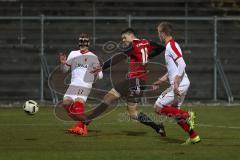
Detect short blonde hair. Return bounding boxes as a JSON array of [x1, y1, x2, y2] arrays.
[[157, 22, 173, 36]]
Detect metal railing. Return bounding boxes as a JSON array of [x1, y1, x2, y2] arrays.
[[215, 57, 234, 103], [0, 15, 239, 103]]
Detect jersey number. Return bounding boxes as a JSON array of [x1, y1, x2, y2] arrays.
[[141, 47, 148, 65], [77, 89, 84, 95]]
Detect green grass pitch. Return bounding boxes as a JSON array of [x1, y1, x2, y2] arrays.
[[0, 105, 240, 160]]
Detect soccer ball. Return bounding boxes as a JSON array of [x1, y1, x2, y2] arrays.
[[23, 100, 39, 115]]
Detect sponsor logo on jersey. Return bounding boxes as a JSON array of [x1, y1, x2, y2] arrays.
[[77, 63, 88, 68], [136, 42, 149, 47]]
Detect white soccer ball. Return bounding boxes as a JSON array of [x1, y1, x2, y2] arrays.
[[23, 100, 39, 115]]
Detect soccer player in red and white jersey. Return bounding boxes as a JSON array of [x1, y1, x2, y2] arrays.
[[85, 28, 167, 136], [152, 22, 200, 144], [59, 33, 103, 135]]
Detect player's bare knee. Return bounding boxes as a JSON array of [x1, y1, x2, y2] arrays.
[[103, 93, 117, 105], [128, 111, 138, 120], [63, 97, 73, 105], [103, 88, 120, 105], [75, 98, 85, 104], [154, 103, 162, 113], [127, 103, 138, 119]]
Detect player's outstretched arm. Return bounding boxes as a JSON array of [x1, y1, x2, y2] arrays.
[[152, 73, 168, 90], [101, 42, 133, 70], [59, 52, 70, 73], [148, 41, 165, 59], [91, 43, 132, 74], [90, 52, 128, 76], [101, 52, 129, 71]]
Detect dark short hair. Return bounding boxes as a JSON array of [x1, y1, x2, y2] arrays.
[[79, 32, 90, 39], [121, 28, 136, 35], [157, 22, 173, 36], [79, 32, 90, 47]]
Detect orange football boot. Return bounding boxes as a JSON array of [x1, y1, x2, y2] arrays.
[[80, 124, 88, 136]]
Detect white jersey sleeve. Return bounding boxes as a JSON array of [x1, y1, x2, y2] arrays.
[[168, 40, 182, 61], [66, 51, 74, 66], [165, 39, 188, 84], [175, 57, 186, 76], [168, 40, 186, 76]]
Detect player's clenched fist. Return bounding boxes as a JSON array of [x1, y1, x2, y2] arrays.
[[90, 65, 102, 74], [59, 52, 67, 64]]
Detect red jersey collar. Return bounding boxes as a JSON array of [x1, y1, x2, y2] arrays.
[[166, 38, 175, 46], [80, 49, 89, 54]]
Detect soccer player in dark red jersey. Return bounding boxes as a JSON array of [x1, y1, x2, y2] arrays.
[[83, 28, 167, 136]]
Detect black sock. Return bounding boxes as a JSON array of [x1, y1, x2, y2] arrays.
[[137, 112, 159, 131], [87, 102, 109, 121]]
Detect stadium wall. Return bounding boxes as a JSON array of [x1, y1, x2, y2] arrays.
[[0, 0, 239, 102]]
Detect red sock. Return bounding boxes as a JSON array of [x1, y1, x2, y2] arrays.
[[74, 121, 84, 128], [177, 120, 190, 132], [68, 101, 86, 123], [178, 120, 198, 138], [189, 130, 198, 138], [73, 101, 85, 114], [69, 101, 84, 115], [159, 106, 189, 119], [74, 101, 85, 128], [63, 102, 85, 128]]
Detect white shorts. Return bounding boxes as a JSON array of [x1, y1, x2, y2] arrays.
[[155, 79, 190, 108], [64, 84, 91, 102]]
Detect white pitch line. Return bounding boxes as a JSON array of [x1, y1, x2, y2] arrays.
[[196, 123, 240, 129]]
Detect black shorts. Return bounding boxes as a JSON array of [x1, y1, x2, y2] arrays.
[[114, 78, 146, 103]]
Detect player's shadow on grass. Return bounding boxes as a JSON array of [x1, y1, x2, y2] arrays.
[[24, 138, 38, 141], [88, 129, 102, 133], [160, 137, 184, 144], [121, 130, 147, 136], [64, 129, 102, 134]]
